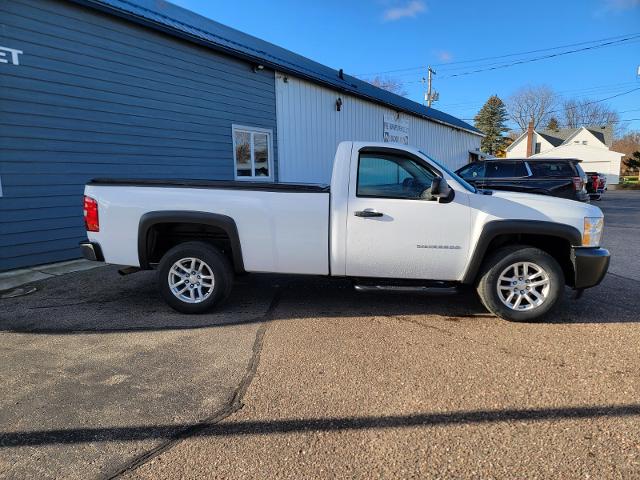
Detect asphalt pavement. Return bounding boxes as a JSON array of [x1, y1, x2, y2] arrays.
[[0, 190, 638, 479]]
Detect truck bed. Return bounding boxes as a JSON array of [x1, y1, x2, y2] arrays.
[[85, 179, 331, 275]]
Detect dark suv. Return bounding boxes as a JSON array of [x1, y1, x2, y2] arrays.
[[455, 158, 589, 202]]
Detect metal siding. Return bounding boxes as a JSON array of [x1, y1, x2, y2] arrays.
[[276, 75, 481, 184], [0, 0, 277, 271], [74, 0, 480, 135]]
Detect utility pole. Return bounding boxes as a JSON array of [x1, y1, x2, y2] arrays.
[[426, 66, 437, 107], [421, 76, 426, 105]]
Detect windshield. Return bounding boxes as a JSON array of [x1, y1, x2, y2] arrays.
[[419, 151, 478, 193]]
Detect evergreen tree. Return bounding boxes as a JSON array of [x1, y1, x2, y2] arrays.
[[626, 151, 640, 179], [474, 95, 509, 155], [546, 117, 560, 131]]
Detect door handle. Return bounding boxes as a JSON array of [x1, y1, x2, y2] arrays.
[[355, 210, 383, 218]]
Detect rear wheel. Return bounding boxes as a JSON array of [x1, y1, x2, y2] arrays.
[[476, 246, 564, 322], [158, 241, 233, 314]]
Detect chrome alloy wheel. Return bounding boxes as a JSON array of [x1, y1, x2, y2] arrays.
[[496, 261, 550, 311], [168, 257, 215, 304]]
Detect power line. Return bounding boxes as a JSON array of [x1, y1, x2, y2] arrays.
[[438, 35, 640, 79], [353, 32, 640, 78], [433, 33, 640, 68], [546, 87, 640, 115], [435, 41, 640, 74]]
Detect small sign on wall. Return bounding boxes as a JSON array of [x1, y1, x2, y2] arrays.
[[383, 115, 409, 145], [0, 46, 23, 66]]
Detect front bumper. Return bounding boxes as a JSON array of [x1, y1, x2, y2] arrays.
[[571, 247, 610, 289], [79, 241, 104, 262]]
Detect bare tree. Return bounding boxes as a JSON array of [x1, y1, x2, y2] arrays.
[[507, 85, 557, 132], [366, 76, 408, 97], [561, 99, 620, 129]]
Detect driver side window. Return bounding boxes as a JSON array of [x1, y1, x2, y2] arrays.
[[458, 162, 485, 179], [357, 153, 436, 199]]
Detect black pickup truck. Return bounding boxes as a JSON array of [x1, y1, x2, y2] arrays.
[[456, 158, 589, 202], [585, 171, 607, 201]]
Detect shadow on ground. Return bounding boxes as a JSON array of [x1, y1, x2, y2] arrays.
[[0, 265, 637, 334], [2, 403, 640, 448]]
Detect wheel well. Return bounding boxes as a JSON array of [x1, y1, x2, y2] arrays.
[[483, 233, 575, 286], [144, 222, 239, 271]]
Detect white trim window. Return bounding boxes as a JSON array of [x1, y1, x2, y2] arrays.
[[232, 125, 274, 181]]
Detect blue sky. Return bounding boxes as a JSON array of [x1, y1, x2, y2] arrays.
[[172, 0, 640, 131]]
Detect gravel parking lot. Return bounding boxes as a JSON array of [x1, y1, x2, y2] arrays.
[[1, 190, 639, 479]]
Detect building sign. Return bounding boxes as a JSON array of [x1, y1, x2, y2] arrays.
[[383, 115, 409, 145], [0, 46, 23, 66]]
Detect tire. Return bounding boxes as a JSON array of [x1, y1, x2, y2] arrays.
[[157, 241, 234, 314], [476, 246, 564, 322]]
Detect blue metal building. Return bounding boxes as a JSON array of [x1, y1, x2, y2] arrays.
[[0, 0, 481, 271]]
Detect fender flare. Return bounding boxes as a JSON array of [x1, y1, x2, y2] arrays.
[[461, 220, 582, 284], [138, 211, 245, 273]]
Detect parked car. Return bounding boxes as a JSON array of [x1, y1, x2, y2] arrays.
[[455, 158, 589, 202], [80, 142, 609, 322], [585, 172, 607, 201]]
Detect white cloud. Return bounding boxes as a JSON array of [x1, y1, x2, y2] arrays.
[[600, 0, 640, 11], [383, 1, 427, 21], [438, 51, 452, 62]]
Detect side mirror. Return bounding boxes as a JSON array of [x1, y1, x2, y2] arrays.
[[430, 177, 452, 199]]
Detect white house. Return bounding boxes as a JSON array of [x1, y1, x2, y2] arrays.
[[506, 125, 623, 184]]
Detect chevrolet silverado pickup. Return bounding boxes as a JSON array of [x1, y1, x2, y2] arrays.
[[81, 141, 610, 322]]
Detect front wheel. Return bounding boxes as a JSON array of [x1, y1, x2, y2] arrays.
[[157, 241, 234, 314], [476, 246, 564, 322]]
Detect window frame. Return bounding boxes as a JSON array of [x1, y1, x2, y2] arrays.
[[484, 161, 530, 179], [232, 124, 274, 181], [528, 160, 578, 177], [355, 151, 440, 200]]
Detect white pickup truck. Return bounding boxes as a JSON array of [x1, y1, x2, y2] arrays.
[[81, 142, 609, 322]]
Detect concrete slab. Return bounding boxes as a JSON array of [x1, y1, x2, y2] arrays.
[[32, 259, 103, 276], [0, 260, 103, 292], [0, 269, 53, 292]]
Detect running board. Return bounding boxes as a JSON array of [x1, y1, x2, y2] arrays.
[[118, 266, 142, 276], [353, 284, 459, 295]]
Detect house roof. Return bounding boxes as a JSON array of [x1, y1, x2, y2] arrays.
[[71, 0, 482, 136], [540, 126, 613, 148], [537, 132, 564, 147]]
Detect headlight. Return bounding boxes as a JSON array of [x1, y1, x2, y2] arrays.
[[583, 217, 604, 247]]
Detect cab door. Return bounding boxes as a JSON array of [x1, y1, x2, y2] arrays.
[[345, 148, 471, 281]]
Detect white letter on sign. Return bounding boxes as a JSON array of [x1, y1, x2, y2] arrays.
[[0, 46, 24, 65]]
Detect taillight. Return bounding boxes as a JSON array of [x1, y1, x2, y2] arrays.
[[592, 176, 598, 190], [572, 177, 583, 191], [83, 196, 99, 232]]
